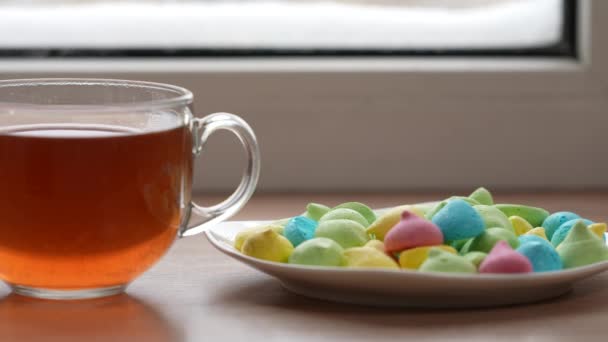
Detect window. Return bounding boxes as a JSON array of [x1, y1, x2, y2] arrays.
[[0, 1, 605, 191], [1, 0, 574, 57]]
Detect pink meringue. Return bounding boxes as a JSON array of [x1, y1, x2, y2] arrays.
[[479, 240, 533, 274], [384, 211, 443, 253]]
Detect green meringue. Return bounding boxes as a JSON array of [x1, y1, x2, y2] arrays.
[[288, 238, 344, 266], [320, 208, 369, 228], [419, 248, 477, 274], [495, 204, 549, 228], [306, 203, 331, 221], [463, 251, 488, 268], [474, 205, 514, 232], [315, 219, 369, 249], [334, 202, 376, 225], [466, 227, 519, 253], [557, 220, 608, 269], [469, 187, 494, 205]]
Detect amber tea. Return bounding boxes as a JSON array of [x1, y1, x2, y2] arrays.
[[0, 124, 192, 289]]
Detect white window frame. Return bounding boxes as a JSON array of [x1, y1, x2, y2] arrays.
[[0, 0, 604, 192]]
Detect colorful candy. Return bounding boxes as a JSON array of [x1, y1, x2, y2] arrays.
[[495, 204, 549, 228], [516, 237, 562, 272], [320, 208, 370, 228], [234, 224, 284, 251], [419, 248, 476, 274], [415, 201, 442, 216], [398, 245, 457, 270], [518, 234, 549, 246], [425, 197, 480, 220], [525, 227, 548, 240], [550, 219, 594, 247], [283, 216, 318, 247], [479, 241, 533, 274], [589, 223, 607, 241], [334, 202, 376, 225], [465, 227, 519, 253], [469, 187, 494, 205], [463, 251, 487, 268], [509, 216, 533, 236], [365, 205, 425, 241], [431, 199, 485, 241], [306, 203, 331, 221], [233, 189, 608, 275], [542, 211, 580, 239], [425, 201, 447, 220], [241, 229, 294, 263], [557, 220, 608, 269], [288, 238, 344, 267], [450, 239, 470, 251], [384, 211, 443, 252], [364, 240, 386, 253], [474, 205, 514, 232], [343, 247, 399, 269], [315, 219, 369, 249]]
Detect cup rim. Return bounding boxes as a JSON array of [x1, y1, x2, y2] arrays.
[[0, 78, 193, 113]]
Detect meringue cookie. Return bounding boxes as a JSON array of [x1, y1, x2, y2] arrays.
[[495, 204, 549, 228], [474, 205, 514, 232], [426, 197, 480, 220], [364, 239, 386, 253], [431, 199, 485, 241], [425, 201, 447, 220], [398, 245, 457, 270], [305, 203, 331, 221], [463, 251, 487, 268], [518, 234, 549, 246], [588, 223, 607, 242], [466, 227, 519, 253], [288, 238, 344, 266], [315, 219, 369, 249], [283, 216, 318, 247], [320, 208, 370, 228], [234, 224, 284, 251], [385, 211, 443, 252], [365, 205, 425, 241], [419, 248, 477, 274], [557, 220, 608, 269], [516, 239, 562, 272], [524, 227, 549, 241], [459, 239, 474, 254], [542, 211, 580, 239], [509, 216, 533, 236], [450, 239, 471, 251], [241, 229, 294, 263], [343, 247, 399, 269], [469, 187, 494, 205], [479, 241, 533, 274], [334, 202, 376, 225], [551, 218, 594, 247]]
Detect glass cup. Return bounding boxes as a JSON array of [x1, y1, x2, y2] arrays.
[[0, 79, 261, 299]]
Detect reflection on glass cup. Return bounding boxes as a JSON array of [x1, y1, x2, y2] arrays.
[[0, 79, 260, 299]]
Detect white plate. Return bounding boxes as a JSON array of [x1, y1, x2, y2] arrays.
[[205, 214, 608, 308]]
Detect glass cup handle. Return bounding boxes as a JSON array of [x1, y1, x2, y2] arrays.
[[180, 112, 261, 237]]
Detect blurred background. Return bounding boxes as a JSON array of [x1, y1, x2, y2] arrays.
[[0, 0, 605, 193]]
